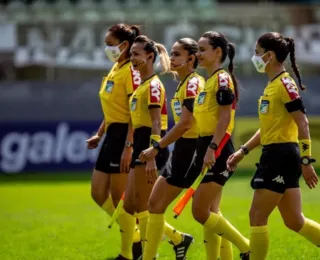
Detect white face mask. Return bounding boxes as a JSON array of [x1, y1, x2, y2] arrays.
[[251, 53, 270, 73], [104, 42, 125, 63]]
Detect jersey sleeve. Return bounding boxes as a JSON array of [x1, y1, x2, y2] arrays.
[[216, 72, 235, 106], [125, 66, 141, 96], [184, 76, 200, 99], [148, 79, 163, 108], [280, 77, 300, 104]]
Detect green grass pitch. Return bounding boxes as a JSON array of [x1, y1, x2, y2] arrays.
[[1, 173, 320, 260]]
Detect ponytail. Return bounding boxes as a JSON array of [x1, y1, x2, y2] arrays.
[[227, 42, 239, 102], [286, 37, 305, 91], [130, 25, 141, 38], [155, 43, 171, 74]]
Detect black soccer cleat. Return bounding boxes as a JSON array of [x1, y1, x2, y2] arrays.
[[240, 252, 250, 260], [170, 234, 194, 260], [114, 255, 130, 260], [132, 241, 143, 260]]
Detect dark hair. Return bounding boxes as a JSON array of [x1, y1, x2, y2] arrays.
[[133, 35, 171, 74], [201, 31, 239, 102], [177, 38, 199, 69], [108, 23, 141, 56], [257, 32, 305, 90]]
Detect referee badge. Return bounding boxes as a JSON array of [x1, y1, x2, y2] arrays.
[[260, 100, 269, 114], [105, 80, 114, 93], [173, 100, 182, 116], [131, 98, 137, 111], [198, 92, 206, 105]]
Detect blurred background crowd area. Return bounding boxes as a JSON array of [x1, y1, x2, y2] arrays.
[[1, 0, 320, 174]]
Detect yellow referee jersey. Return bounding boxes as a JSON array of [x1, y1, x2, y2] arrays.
[[129, 74, 168, 130], [99, 61, 141, 129], [171, 72, 204, 138], [259, 71, 300, 145], [193, 69, 236, 137]]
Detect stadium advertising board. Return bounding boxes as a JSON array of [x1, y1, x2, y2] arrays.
[[14, 22, 320, 69], [0, 121, 101, 174]]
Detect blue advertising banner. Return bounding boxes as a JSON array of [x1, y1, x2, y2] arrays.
[[0, 121, 101, 174]]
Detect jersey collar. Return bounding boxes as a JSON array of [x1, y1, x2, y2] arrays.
[[118, 59, 130, 69], [141, 73, 157, 84], [209, 68, 223, 79], [270, 71, 286, 82], [176, 72, 195, 92]]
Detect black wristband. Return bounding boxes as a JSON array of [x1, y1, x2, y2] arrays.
[[240, 145, 249, 155], [209, 142, 218, 151]]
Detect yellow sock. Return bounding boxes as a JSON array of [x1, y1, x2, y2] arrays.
[[204, 226, 221, 260], [101, 196, 115, 218], [118, 208, 136, 259], [220, 238, 233, 260], [143, 214, 165, 260], [133, 224, 141, 243], [218, 211, 233, 260], [136, 211, 149, 251], [164, 222, 183, 246], [250, 225, 269, 260], [298, 218, 320, 247], [203, 213, 250, 253]]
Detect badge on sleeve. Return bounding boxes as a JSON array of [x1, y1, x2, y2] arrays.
[[260, 100, 269, 114], [105, 80, 114, 93], [197, 92, 206, 105]]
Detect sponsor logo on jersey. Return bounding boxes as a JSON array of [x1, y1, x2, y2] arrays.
[[130, 66, 141, 90], [186, 77, 199, 97], [150, 80, 161, 103], [281, 77, 299, 100], [218, 72, 230, 88]]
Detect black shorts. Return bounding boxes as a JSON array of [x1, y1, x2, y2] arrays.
[[95, 123, 128, 174], [161, 137, 198, 189], [130, 127, 169, 171], [195, 135, 235, 186], [251, 143, 301, 194]]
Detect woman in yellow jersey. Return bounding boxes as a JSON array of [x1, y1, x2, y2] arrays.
[[139, 38, 233, 260], [117, 35, 188, 260], [86, 24, 142, 259], [227, 32, 320, 260], [136, 38, 200, 260], [192, 31, 250, 260]]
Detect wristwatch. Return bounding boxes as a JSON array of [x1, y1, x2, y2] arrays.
[[301, 157, 316, 165], [240, 145, 249, 155], [125, 140, 133, 148], [152, 140, 162, 152], [209, 142, 218, 151]]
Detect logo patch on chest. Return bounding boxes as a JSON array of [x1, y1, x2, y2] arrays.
[[260, 100, 269, 114], [173, 100, 182, 116], [131, 98, 137, 111], [197, 92, 206, 105], [105, 80, 114, 93]]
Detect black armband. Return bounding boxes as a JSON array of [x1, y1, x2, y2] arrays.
[[148, 104, 161, 109], [216, 87, 235, 105], [285, 98, 306, 113], [182, 98, 195, 113]]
